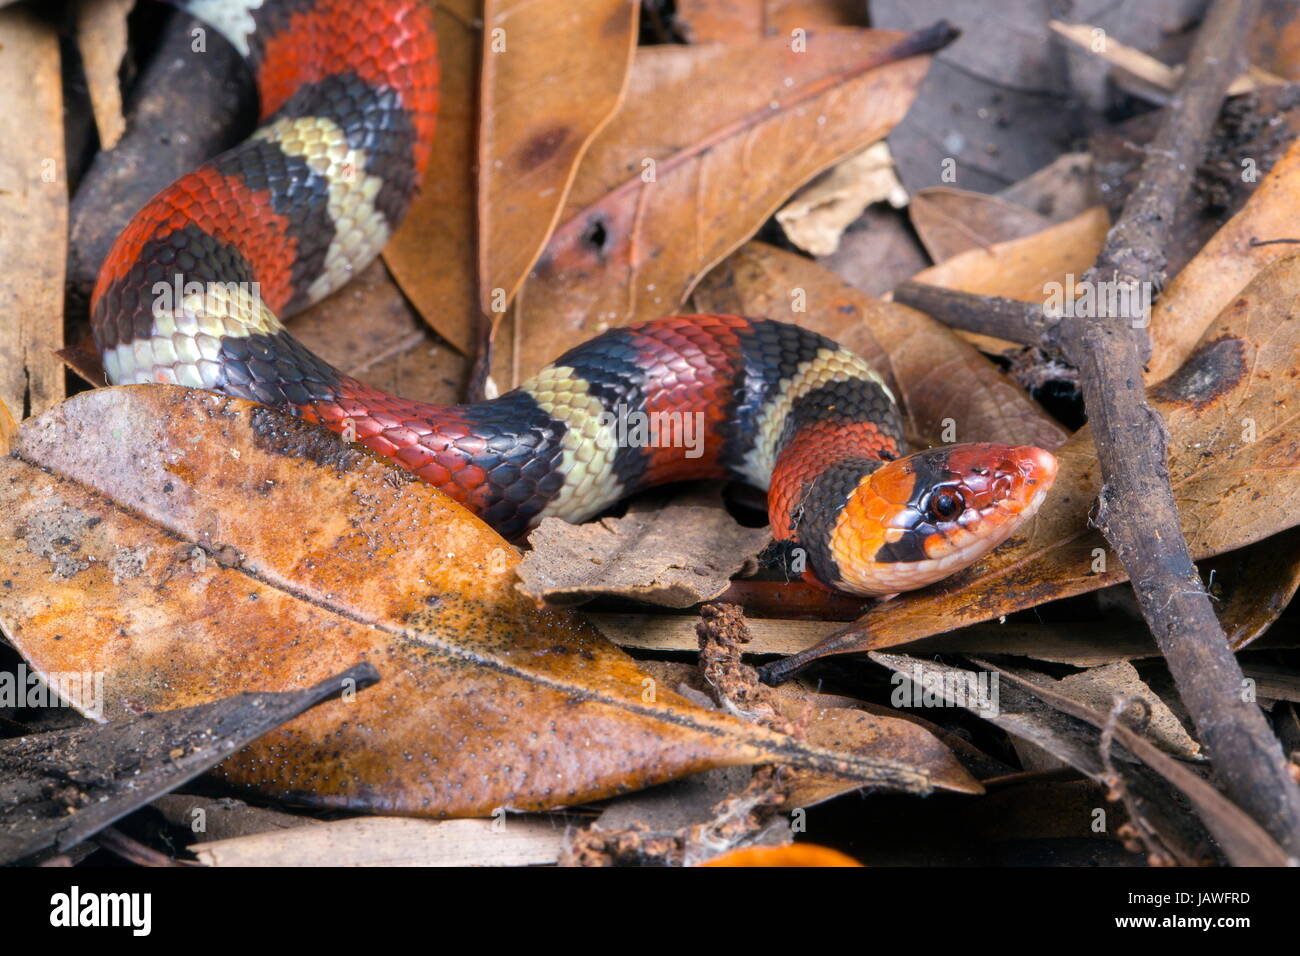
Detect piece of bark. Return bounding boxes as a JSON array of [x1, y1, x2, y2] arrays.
[[517, 488, 771, 608], [0, 663, 378, 865], [191, 816, 568, 867], [0, 7, 67, 419]]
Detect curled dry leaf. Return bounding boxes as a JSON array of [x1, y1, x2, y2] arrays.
[[907, 186, 1052, 262], [477, 0, 639, 312], [0, 387, 947, 817], [516, 486, 770, 609], [775, 141, 908, 257], [494, 26, 946, 387], [784, 253, 1300, 667], [694, 241, 1068, 450]]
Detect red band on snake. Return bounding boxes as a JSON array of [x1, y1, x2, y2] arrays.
[[91, 0, 1057, 597]]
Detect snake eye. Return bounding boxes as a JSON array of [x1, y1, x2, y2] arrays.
[[928, 489, 964, 521]]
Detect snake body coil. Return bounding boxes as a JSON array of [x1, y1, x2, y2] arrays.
[[92, 0, 1057, 596]]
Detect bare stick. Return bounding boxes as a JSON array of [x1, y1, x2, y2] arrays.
[[893, 281, 1065, 357], [901, 0, 1300, 855]]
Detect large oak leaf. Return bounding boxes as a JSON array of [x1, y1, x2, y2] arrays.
[[0, 388, 940, 817]]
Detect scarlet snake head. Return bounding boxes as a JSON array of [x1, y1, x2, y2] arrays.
[[829, 443, 1058, 596]]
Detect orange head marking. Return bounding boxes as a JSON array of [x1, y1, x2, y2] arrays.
[[830, 443, 1058, 596]]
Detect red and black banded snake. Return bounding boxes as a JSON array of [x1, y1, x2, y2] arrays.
[[90, 0, 1057, 597]]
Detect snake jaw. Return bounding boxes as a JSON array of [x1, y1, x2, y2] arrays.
[[828, 443, 1058, 596]]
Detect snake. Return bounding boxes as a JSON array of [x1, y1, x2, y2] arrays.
[[90, 0, 1058, 598]]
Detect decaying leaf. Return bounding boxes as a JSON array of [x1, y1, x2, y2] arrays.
[[494, 26, 946, 386], [694, 242, 1068, 450], [0, 387, 949, 818], [383, 0, 481, 355], [0, 663, 377, 864], [1209, 528, 1300, 650], [478, 0, 639, 313], [908, 186, 1052, 262], [517, 486, 770, 608], [996, 152, 1097, 224], [777, 253, 1300, 665], [775, 142, 909, 257]]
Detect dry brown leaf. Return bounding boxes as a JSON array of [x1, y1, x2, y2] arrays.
[[775, 142, 908, 257], [903, 206, 1110, 354], [0, 387, 946, 817], [75, 0, 132, 151], [694, 242, 1068, 450], [494, 26, 944, 387], [1057, 662, 1200, 759], [640, 660, 982, 801], [1251, 0, 1300, 81], [191, 816, 567, 867], [478, 0, 639, 313], [672, 0, 867, 43], [0, 6, 66, 419], [290, 260, 466, 407], [908, 186, 1052, 262], [786, 253, 1300, 665], [1147, 137, 1300, 384], [383, 0, 480, 355], [517, 488, 770, 608]]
